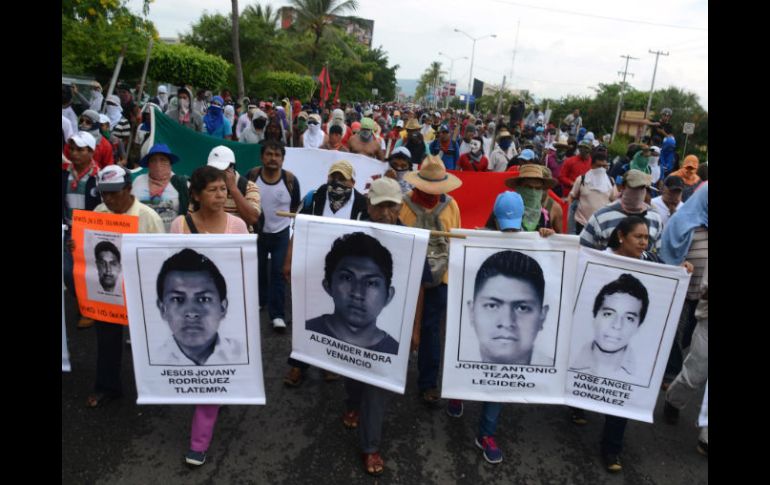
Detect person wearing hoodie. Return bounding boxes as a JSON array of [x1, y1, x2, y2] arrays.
[[149, 85, 170, 112], [668, 155, 701, 202], [481, 122, 496, 157], [63, 109, 115, 169], [239, 108, 268, 144], [235, 99, 253, 138], [223, 105, 236, 138], [325, 108, 352, 146], [203, 96, 232, 140], [302, 113, 325, 148], [659, 127, 677, 177], [166, 87, 204, 132]]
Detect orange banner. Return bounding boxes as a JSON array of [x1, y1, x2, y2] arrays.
[[448, 171, 568, 233], [72, 210, 139, 325]]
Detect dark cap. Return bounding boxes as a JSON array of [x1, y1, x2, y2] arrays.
[[663, 175, 685, 191]]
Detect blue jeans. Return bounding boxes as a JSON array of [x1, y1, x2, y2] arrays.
[[257, 227, 290, 320], [479, 402, 503, 437], [601, 415, 628, 455], [417, 284, 447, 392]]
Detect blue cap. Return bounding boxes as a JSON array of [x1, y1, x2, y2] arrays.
[[493, 191, 524, 230], [139, 143, 180, 167], [518, 149, 536, 161]]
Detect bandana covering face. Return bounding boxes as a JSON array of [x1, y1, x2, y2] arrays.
[[516, 186, 544, 231], [411, 187, 439, 208], [584, 167, 612, 193], [629, 151, 651, 174], [358, 130, 373, 142], [106, 105, 122, 129], [148, 159, 173, 197], [327, 181, 353, 212], [203, 96, 225, 134], [620, 186, 647, 212], [499, 139, 512, 151]]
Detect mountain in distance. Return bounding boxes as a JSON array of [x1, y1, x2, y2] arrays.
[[396, 79, 418, 97]]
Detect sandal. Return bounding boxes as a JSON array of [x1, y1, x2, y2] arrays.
[[362, 452, 384, 476], [343, 410, 360, 429], [85, 392, 118, 408], [421, 388, 441, 408]]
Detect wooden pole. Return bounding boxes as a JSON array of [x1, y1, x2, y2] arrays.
[[275, 211, 467, 239]]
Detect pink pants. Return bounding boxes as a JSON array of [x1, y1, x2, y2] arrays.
[[190, 405, 220, 452]]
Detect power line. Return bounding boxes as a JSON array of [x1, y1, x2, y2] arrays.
[[485, 0, 707, 31]]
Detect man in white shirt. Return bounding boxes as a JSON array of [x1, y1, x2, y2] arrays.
[[650, 175, 684, 228]]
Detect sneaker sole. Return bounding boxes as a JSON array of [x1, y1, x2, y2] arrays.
[[474, 438, 503, 464], [185, 458, 205, 466], [446, 407, 463, 418]]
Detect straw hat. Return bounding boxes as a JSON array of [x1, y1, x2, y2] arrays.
[[505, 164, 557, 189], [404, 118, 421, 130], [553, 135, 570, 149], [404, 155, 462, 194]]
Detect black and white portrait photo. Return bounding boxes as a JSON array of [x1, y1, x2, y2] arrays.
[[151, 248, 245, 366], [441, 231, 581, 405], [457, 246, 566, 367], [84, 230, 125, 306], [122, 234, 265, 405], [568, 259, 681, 389], [291, 216, 430, 394], [305, 232, 399, 355]]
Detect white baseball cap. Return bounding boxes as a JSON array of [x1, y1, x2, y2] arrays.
[[389, 146, 412, 160], [68, 131, 96, 150], [98, 114, 110, 125], [207, 145, 236, 170]]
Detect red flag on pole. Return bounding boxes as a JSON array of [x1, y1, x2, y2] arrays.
[[318, 66, 328, 101], [333, 82, 340, 104], [323, 68, 332, 103]]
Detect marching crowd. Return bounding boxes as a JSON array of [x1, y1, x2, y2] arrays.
[[62, 82, 708, 477]]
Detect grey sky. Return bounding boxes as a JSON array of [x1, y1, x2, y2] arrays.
[[127, 0, 708, 109]]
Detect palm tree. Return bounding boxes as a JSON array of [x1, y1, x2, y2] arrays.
[[288, 0, 359, 69], [231, 0, 245, 101], [246, 3, 281, 31], [415, 61, 445, 106]]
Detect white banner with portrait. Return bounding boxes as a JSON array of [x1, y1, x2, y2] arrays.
[[62, 225, 71, 373], [441, 230, 580, 404], [122, 234, 264, 405], [565, 248, 690, 422], [290, 215, 429, 394], [283, 148, 387, 197]]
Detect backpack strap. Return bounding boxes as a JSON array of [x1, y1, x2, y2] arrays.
[[184, 213, 200, 234], [237, 175, 248, 196]]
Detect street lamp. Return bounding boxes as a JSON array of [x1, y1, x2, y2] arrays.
[[454, 28, 496, 113], [438, 51, 468, 109]]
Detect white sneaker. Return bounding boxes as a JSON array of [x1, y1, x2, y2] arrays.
[[272, 318, 287, 329]]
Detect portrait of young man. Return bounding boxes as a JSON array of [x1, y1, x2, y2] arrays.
[[305, 231, 400, 355], [95, 240, 122, 294], [152, 248, 245, 366], [569, 273, 650, 383], [466, 250, 552, 365]]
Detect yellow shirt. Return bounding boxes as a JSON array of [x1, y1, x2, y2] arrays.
[[399, 194, 461, 284], [94, 197, 165, 234]]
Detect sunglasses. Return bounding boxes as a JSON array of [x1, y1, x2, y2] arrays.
[[307, 120, 319, 125]]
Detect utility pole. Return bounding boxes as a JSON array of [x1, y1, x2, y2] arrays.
[[496, 75, 506, 118], [611, 55, 638, 143], [644, 50, 669, 119]]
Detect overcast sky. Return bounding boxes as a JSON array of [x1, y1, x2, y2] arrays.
[[127, 0, 708, 109]]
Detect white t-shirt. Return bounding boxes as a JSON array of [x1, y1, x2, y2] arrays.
[[62, 116, 74, 144], [255, 175, 292, 234], [650, 196, 683, 229], [131, 174, 182, 233]]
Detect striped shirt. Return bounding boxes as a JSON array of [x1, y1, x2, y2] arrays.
[[112, 117, 132, 139], [579, 201, 663, 252], [685, 228, 707, 299]]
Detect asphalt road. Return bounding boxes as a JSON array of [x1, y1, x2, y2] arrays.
[[62, 291, 708, 485]]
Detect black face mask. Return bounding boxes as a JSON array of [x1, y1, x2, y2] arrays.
[[253, 118, 267, 130]]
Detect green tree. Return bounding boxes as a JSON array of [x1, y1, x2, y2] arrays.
[[148, 43, 230, 89], [415, 62, 444, 102], [287, 0, 360, 69], [62, 0, 157, 81]]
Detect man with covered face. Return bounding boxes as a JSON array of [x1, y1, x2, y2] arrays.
[[63, 109, 114, 169], [166, 86, 204, 132], [348, 118, 384, 160], [394, 118, 429, 165]]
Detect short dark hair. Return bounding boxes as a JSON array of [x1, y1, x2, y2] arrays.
[[329, 124, 343, 135], [260, 139, 285, 157], [94, 240, 120, 261], [474, 250, 545, 303], [592, 273, 649, 324], [607, 216, 648, 250], [324, 232, 393, 288], [156, 248, 227, 302], [189, 165, 226, 211]]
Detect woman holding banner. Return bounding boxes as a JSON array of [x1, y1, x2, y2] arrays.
[[169, 165, 249, 466], [572, 215, 692, 473]]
